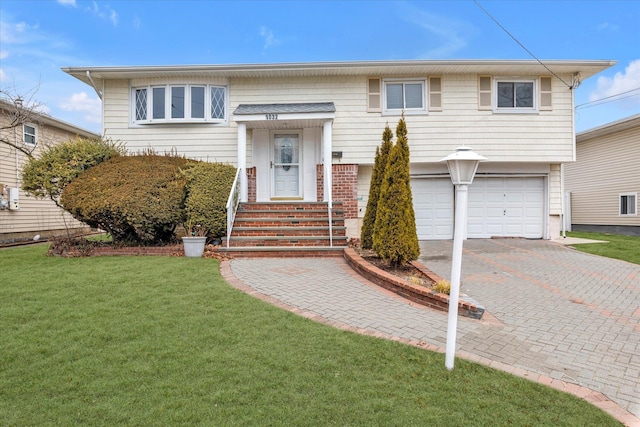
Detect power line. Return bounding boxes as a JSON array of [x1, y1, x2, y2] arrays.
[[575, 87, 640, 109], [473, 0, 573, 89]]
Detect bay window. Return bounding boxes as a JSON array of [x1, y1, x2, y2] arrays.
[[132, 84, 228, 124]]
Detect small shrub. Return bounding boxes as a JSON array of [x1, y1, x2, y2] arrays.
[[433, 279, 451, 295]]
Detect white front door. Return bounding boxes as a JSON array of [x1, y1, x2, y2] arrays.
[[272, 132, 302, 198]]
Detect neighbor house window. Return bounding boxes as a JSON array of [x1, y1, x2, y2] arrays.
[[620, 193, 637, 216], [383, 79, 427, 114], [23, 124, 37, 145], [132, 84, 228, 124]]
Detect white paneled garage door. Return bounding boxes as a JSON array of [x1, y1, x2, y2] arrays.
[[411, 178, 454, 240], [467, 177, 544, 239]]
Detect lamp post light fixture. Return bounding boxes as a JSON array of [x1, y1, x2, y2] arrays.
[[440, 146, 486, 370]]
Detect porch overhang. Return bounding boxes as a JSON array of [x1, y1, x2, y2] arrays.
[[233, 102, 335, 129]]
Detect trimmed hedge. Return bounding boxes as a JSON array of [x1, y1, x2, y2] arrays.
[[61, 154, 190, 244], [183, 162, 237, 238]]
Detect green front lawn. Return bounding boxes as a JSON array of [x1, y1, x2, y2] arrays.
[[567, 231, 640, 265], [0, 245, 620, 426]]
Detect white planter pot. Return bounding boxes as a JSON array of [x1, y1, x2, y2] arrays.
[[182, 236, 207, 258]]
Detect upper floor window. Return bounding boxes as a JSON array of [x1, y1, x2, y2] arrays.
[[497, 81, 534, 108], [132, 84, 228, 124], [368, 77, 441, 114], [479, 76, 552, 113], [383, 79, 426, 114], [23, 124, 37, 145], [620, 193, 637, 216]]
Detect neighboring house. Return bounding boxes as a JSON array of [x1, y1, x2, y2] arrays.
[[62, 59, 614, 243], [0, 98, 100, 243], [564, 114, 640, 236]]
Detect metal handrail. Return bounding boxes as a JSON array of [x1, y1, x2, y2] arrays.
[[225, 168, 241, 247], [328, 200, 333, 247]]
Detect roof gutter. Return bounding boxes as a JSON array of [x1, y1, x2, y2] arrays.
[[86, 71, 102, 100]]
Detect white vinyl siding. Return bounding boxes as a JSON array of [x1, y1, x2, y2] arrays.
[[103, 73, 575, 165], [565, 117, 640, 227]]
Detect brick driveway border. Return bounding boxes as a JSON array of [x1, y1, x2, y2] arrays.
[[220, 239, 640, 426]]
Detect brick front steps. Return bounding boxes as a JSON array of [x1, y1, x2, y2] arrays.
[[343, 248, 485, 320]]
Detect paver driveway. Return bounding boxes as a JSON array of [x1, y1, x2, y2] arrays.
[[224, 239, 640, 423]]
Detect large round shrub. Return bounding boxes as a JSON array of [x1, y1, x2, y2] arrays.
[[61, 154, 190, 244], [183, 162, 237, 238]]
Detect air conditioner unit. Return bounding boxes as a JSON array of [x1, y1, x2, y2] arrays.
[[9, 187, 20, 210]]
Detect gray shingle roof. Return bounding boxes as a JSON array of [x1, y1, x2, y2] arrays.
[[234, 102, 335, 115]]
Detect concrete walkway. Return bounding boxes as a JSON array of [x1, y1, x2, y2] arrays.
[[220, 239, 640, 426]]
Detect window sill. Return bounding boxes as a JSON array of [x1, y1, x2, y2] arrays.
[[381, 110, 429, 116]]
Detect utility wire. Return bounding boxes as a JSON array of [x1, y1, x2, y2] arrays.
[[473, 0, 573, 89], [575, 87, 640, 109]]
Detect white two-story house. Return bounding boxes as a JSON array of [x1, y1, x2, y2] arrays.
[[63, 59, 614, 245]]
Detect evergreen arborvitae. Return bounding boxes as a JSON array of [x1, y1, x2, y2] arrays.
[[372, 116, 420, 266], [360, 125, 393, 249]]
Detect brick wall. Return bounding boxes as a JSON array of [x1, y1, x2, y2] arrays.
[[316, 164, 358, 218], [247, 167, 256, 203]]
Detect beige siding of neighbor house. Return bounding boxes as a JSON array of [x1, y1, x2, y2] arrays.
[[0, 104, 98, 241], [565, 119, 640, 226], [101, 73, 576, 166]]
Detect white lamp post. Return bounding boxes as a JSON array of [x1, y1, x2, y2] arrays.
[[440, 146, 486, 370]]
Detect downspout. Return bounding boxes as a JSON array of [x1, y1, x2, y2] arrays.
[[86, 71, 103, 100]]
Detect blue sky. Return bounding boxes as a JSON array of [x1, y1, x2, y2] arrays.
[[1, 0, 639, 133]]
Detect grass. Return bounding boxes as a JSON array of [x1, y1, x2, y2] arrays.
[[0, 245, 621, 426], [567, 231, 640, 265]]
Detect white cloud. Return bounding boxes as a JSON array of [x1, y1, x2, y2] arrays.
[[259, 26, 281, 50], [0, 69, 7, 82], [59, 92, 102, 124], [401, 6, 472, 58], [86, 1, 118, 26], [57, 0, 77, 6], [589, 59, 640, 109], [0, 50, 8, 59], [597, 22, 619, 32]]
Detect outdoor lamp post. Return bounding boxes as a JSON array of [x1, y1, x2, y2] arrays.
[[440, 146, 487, 370]]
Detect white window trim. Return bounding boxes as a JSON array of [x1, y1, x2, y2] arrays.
[[131, 84, 229, 125], [619, 192, 637, 216], [382, 78, 428, 116], [493, 77, 538, 114], [23, 123, 37, 145]]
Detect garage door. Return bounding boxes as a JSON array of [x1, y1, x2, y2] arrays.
[[411, 178, 454, 240], [468, 177, 544, 239]]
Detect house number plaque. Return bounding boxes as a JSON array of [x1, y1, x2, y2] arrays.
[[265, 114, 278, 120]]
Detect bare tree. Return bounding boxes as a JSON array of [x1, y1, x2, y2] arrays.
[[0, 84, 47, 158]]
